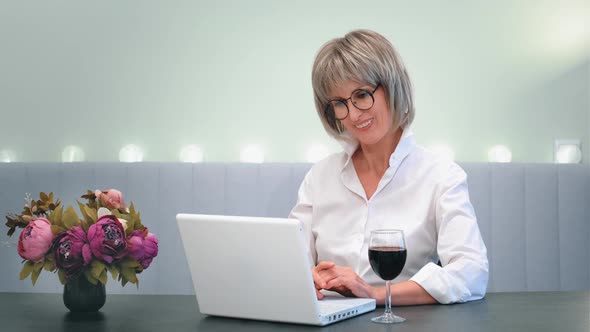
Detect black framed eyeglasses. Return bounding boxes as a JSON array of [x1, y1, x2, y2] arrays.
[[324, 84, 381, 121]]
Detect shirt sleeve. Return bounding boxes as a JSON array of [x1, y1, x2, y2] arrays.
[[410, 163, 489, 304], [288, 169, 317, 267]]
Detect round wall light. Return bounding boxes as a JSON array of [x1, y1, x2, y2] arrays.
[[179, 144, 204, 163], [240, 145, 264, 163], [488, 145, 512, 163], [0, 149, 16, 163], [62, 145, 86, 162], [119, 144, 144, 162]]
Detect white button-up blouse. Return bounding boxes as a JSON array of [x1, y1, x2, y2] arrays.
[[289, 129, 489, 304]]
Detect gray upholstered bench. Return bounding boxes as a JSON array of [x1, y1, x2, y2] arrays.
[[0, 163, 588, 294]]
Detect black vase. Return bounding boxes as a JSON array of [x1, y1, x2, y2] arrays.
[[63, 276, 106, 312]]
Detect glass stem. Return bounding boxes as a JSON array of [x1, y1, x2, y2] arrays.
[[384, 280, 392, 316]]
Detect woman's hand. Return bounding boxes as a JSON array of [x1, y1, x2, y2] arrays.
[[311, 261, 335, 299], [312, 263, 437, 305], [312, 262, 377, 299]]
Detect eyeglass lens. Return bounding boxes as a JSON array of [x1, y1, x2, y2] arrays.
[[328, 87, 376, 120]]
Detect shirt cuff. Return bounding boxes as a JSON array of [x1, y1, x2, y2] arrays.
[[409, 262, 468, 304]]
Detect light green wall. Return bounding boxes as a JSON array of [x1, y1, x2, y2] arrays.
[[1, 0, 588, 163]]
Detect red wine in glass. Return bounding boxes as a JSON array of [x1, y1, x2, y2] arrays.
[[368, 230, 407, 324], [368, 246, 407, 281]]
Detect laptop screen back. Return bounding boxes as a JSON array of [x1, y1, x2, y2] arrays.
[[177, 214, 322, 324]]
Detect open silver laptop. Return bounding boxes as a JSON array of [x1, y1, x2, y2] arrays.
[[176, 213, 376, 326]]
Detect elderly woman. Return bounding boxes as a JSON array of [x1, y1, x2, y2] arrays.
[[289, 29, 488, 307]]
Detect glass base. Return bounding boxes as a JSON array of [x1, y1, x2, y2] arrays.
[[371, 313, 406, 324]]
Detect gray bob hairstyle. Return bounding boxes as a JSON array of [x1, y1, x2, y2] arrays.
[[311, 29, 415, 137]]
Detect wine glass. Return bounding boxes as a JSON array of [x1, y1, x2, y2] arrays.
[[368, 229, 407, 324]]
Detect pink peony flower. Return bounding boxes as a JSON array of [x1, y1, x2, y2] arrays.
[[97, 207, 128, 230], [87, 215, 127, 264], [53, 226, 92, 279], [95, 189, 126, 210], [17, 218, 54, 263], [127, 228, 159, 269]]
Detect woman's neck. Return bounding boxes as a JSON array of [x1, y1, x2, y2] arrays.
[[354, 127, 403, 176]]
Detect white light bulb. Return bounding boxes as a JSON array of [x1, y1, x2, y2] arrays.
[[179, 144, 204, 163], [488, 145, 512, 163], [0, 149, 16, 163], [554, 139, 582, 164], [61, 145, 85, 162], [305, 144, 330, 163], [240, 145, 264, 163], [556, 145, 582, 164], [428, 143, 455, 161], [119, 144, 144, 162]]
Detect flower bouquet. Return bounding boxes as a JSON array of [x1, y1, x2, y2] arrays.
[[5, 189, 158, 289]]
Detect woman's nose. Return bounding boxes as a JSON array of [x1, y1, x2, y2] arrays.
[[347, 101, 364, 121]]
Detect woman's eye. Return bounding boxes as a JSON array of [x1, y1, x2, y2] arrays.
[[331, 100, 346, 108], [354, 91, 370, 99]]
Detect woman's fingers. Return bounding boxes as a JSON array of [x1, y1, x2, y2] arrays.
[[316, 261, 335, 270], [312, 269, 325, 289], [325, 276, 343, 289], [324, 272, 374, 299], [316, 288, 324, 299], [312, 261, 336, 289]]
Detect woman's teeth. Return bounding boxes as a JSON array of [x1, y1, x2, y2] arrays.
[[355, 119, 372, 129]]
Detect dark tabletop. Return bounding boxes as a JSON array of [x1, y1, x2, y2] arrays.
[[1, 291, 588, 332]]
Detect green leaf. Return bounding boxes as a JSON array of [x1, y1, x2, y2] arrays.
[[19, 261, 34, 280], [107, 265, 119, 280], [62, 206, 80, 229], [119, 259, 141, 268], [58, 270, 66, 285], [84, 205, 97, 223], [40, 192, 49, 202], [33, 261, 44, 272], [127, 202, 141, 230], [48, 205, 64, 226], [111, 209, 123, 220], [83, 269, 99, 285], [90, 260, 106, 280], [112, 209, 133, 235], [135, 211, 143, 230], [98, 270, 108, 285], [49, 192, 54, 202], [120, 266, 138, 284], [133, 205, 143, 230], [127, 216, 137, 233], [80, 219, 89, 232], [50, 225, 66, 235], [31, 262, 43, 285], [77, 201, 90, 222], [77, 201, 97, 224], [31, 269, 41, 285], [43, 259, 55, 272]]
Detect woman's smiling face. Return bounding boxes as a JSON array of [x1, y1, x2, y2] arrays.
[[330, 80, 393, 146]]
